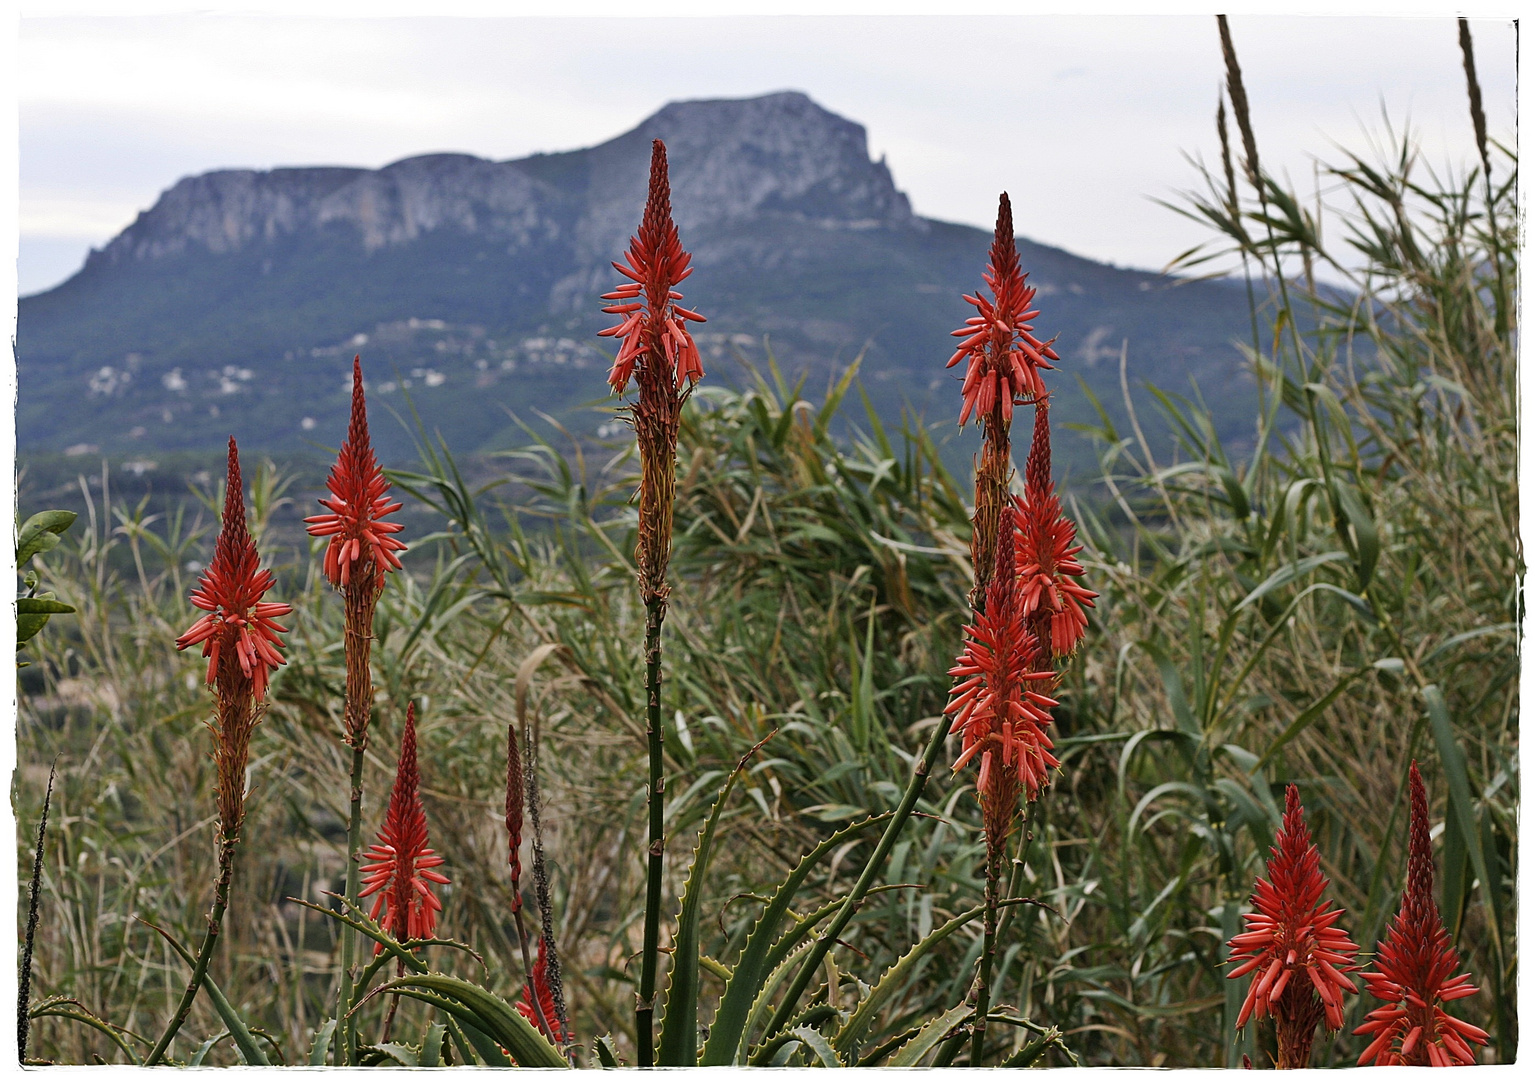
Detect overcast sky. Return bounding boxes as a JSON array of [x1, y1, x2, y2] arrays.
[[16, 10, 1518, 295]]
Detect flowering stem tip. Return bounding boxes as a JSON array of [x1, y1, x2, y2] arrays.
[[1227, 785, 1358, 1068], [361, 702, 449, 950], [1354, 762, 1488, 1066]]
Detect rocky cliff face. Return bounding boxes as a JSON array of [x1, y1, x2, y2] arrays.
[[92, 91, 914, 277], [21, 90, 1256, 464]]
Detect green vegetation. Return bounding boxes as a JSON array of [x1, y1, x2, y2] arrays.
[[15, 56, 1515, 1069]]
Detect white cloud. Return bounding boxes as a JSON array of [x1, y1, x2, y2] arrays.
[[20, 195, 141, 236]]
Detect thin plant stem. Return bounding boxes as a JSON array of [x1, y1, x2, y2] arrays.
[[993, 796, 1042, 947], [336, 581, 378, 1066], [525, 716, 572, 1059], [970, 842, 1003, 1065], [511, 907, 555, 1042], [337, 741, 367, 1065], [143, 836, 236, 1065], [635, 593, 667, 1067], [381, 960, 403, 1043], [1457, 17, 1509, 343]]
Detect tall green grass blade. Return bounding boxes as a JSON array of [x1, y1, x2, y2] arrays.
[[1253, 666, 1370, 768], [759, 714, 953, 1044], [1423, 684, 1510, 1058]]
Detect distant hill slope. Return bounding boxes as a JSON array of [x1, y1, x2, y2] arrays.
[[18, 91, 1256, 469]]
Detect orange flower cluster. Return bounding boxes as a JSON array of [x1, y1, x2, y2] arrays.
[[946, 521, 1061, 806], [304, 356, 407, 592], [1354, 763, 1488, 1066], [517, 937, 563, 1041], [948, 193, 1058, 426], [945, 222, 1090, 825], [361, 703, 450, 952], [599, 140, 706, 394], [176, 438, 291, 702], [1228, 785, 1359, 1066], [1013, 399, 1097, 659]]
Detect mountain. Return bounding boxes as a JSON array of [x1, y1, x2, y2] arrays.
[[17, 91, 1257, 471]]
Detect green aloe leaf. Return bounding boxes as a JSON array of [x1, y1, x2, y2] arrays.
[[373, 1042, 421, 1067], [594, 1034, 620, 1068], [143, 919, 270, 1065], [29, 997, 147, 1065], [308, 1019, 337, 1066], [887, 1003, 973, 1067], [16, 598, 75, 615], [792, 1024, 844, 1067], [16, 510, 76, 569], [658, 736, 766, 1065], [371, 973, 567, 1068], [419, 1022, 447, 1067], [834, 900, 1021, 1060], [189, 1031, 229, 1066], [700, 811, 891, 1065]]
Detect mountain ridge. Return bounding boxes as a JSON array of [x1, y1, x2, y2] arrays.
[[18, 90, 1256, 467]]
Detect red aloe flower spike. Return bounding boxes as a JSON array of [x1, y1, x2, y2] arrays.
[[599, 140, 705, 395], [946, 511, 1061, 805], [360, 703, 450, 953], [1014, 398, 1097, 658], [176, 438, 292, 704], [947, 193, 1058, 427], [304, 356, 407, 593], [1227, 785, 1359, 1067], [517, 936, 564, 1042], [1354, 762, 1489, 1066]]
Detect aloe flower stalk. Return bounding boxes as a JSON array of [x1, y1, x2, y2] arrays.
[[303, 356, 406, 1064], [361, 703, 450, 947], [361, 702, 448, 1042], [1354, 763, 1489, 1066], [517, 936, 564, 1043], [600, 138, 703, 1067], [1226, 785, 1359, 1067], [945, 519, 1061, 808], [949, 341, 1082, 1065], [148, 438, 290, 1065], [1013, 396, 1097, 660], [949, 193, 1057, 604], [948, 513, 1060, 1065]]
